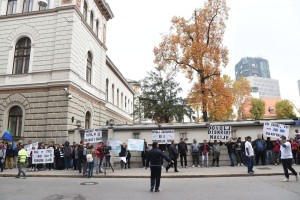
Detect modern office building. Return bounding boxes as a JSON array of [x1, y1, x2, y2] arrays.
[[235, 57, 280, 99], [0, 0, 134, 144], [235, 57, 271, 80]]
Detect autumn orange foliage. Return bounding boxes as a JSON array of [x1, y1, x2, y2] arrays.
[[154, 0, 230, 121]]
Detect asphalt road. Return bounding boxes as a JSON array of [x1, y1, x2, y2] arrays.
[[0, 176, 299, 200]]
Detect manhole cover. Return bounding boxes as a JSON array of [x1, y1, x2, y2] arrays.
[[256, 167, 271, 170], [80, 182, 98, 185]]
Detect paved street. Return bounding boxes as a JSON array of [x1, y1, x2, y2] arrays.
[[0, 176, 299, 200]]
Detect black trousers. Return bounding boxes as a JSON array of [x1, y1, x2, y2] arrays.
[[166, 158, 178, 171], [150, 166, 162, 189], [256, 151, 265, 165], [282, 158, 298, 179], [180, 153, 187, 167]]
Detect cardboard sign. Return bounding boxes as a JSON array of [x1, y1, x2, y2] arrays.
[[84, 129, 102, 144], [152, 129, 175, 144], [208, 126, 232, 140], [263, 122, 290, 139], [32, 149, 54, 164]]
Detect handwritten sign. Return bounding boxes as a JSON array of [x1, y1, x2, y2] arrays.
[[32, 149, 54, 164], [152, 130, 175, 144], [84, 129, 102, 144]]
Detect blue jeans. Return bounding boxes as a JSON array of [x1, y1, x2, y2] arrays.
[[88, 161, 94, 178], [228, 153, 235, 166], [266, 150, 273, 164], [64, 157, 71, 169], [246, 156, 254, 173]]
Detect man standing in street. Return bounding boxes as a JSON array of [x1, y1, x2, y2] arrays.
[[245, 136, 254, 174], [278, 135, 299, 182], [15, 144, 27, 179], [178, 138, 188, 168], [146, 142, 173, 192], [166, 140, 179, 173]]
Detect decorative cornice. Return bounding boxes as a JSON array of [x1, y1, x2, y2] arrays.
[[95, 0, 114, 21]]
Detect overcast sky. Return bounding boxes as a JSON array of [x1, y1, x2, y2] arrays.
[[106, 0, 300, 108]]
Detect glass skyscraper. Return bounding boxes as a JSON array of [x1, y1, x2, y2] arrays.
[[235, 57, 271, 80]]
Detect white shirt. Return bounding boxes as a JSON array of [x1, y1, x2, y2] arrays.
[[245, 141, 254, 156], [280, 141, 293, 159]]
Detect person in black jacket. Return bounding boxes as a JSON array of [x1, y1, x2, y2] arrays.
[[166, 140, 179, 173], [146, 142, 173, 192], [178, 138, 188, 168]]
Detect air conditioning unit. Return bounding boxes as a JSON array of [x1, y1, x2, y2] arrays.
[[38, 0, 48, 7]]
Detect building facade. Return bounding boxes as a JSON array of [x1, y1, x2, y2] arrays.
[[0, 0, 134, 144], [246, 76, 281, 99]]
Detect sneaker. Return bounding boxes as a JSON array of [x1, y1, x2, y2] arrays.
[[282, 178, 289, 182], [155, 188, 161, 192], [198, 165, 200, 168], [192, 165, 195, 168], [29, 168, 32, 171], [241, 163, 244, 166], [15, 176, 20, 178], [296, 173, 299, 182], [237, 164, 240, 166], [248, 172, 254, 175], [150, 187, 154, 192], [275, 163, 277, 166], [185, 166, 188, 168]]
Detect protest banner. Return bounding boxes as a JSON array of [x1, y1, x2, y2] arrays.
[[263, 122, 290, 139], [32, 149, 54, 164], [24, 142, 39, 157], [208, 126, 232, 140], [84, 129, 102, 144], [127, 139, 144, 151], [108, 140, 122, 153], [152, 129, 175, 144]]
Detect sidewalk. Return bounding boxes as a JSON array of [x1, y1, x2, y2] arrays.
[[1, 165, 299, 178]]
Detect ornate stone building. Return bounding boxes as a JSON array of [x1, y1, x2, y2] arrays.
[[0, 0, 134, 144]]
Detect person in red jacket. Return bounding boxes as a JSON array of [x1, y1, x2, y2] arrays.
[[274, 140, 281, 165], [290, 138, 298, 165], [95, 141, 105, 173]]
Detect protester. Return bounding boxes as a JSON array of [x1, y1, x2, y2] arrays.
[[274, 140, 281, 165], [290, 138, 298, 165], [146, 141, 173, 192], [47, 142, 55, 171], [245, 136, 254, 174], [78, 141, 87, 176], [86, 144, 97, 178], [141, 139, 148, 169], [166, 140, 179, 173], [278, 136, 299, 182], [119, 143, 127, 170], [125, 149, 131, 169], [234, 137, 244, 166], [209, 140, 222, 167], [27, 140, 32, 169], [63, 141, 72, 170], [225, 139, 235, 167], [178, 138, 188, 168], [5, 143, 14, 169], [191, 139, 201, 167], [54, 143, 64, 170], [37, 142, 45, 170], [253, 134, 266, 165], [265, 137, 274, 165], [95, 142, 105, 173], [73, 143, 78, 170], [30, 146, 37, 171], [15, 144, 27, 179], [0, 142, 6, 172], [200, 140, 210, 168]]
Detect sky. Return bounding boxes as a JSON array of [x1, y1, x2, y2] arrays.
[[105, 0, 300, 109]]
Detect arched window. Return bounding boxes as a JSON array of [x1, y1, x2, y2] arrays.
[[83, 1, 87, 21], [86, 52, 92, 84], [106, 79, 109, 101], [96, 20, 99, 36], [112, 84, 115, 104], [117, 89, 119, 107], [85, 111, 91, 129], [6, 0, 17, 15], [90, 11, 94, 30], [13, 37, 31, 74], [8, 106, 23, 137], [23, 0, 33, 13], [121, 93, 123, 109]]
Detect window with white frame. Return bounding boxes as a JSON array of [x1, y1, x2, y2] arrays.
[[23, 0, 33, 13], [13, 37, 31, 74], [86, 52, 92, 84], [90, 11, 94, 30], [6, 0, 17, 15], [85, 111, 91, 129]]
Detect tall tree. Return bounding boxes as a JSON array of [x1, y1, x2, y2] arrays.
[[133, 68, 193, 123], [250, 98, 265, 120], [232, 77, 251, 120], [275, 100, 296, 119], [154, 0, 229, 122]]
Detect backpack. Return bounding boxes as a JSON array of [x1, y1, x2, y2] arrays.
[[86, 153, 93, 162]]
